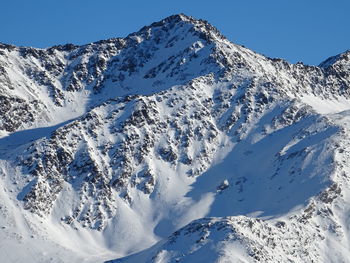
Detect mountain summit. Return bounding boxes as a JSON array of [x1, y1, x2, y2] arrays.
[[1, 14, 350, 263]]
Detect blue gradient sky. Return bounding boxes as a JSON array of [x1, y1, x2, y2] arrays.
[[1, 0, 349, 65]]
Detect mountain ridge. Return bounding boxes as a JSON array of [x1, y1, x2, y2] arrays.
[[0, 14, 350, 263]]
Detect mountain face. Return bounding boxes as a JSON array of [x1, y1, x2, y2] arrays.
[[1, 14, 350, 263]]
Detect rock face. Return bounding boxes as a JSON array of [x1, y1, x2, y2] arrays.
[[1, 14, 350, 263]]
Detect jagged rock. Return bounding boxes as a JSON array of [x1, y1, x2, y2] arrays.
[[1, 13, 350, 263]]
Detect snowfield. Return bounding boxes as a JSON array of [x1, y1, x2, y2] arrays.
[[1, 14, 350, 262]]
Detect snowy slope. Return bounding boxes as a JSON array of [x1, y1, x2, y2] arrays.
[[1, 14, 350, 263]]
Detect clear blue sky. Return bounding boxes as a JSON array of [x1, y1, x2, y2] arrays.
[[1, 0, 349, 65]]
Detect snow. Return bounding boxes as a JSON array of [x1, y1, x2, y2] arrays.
[[0, 13, 350, 263], [300, 94, 350, 114]]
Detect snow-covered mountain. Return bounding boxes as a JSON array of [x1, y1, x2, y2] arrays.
[[1, 14, 350, 262]]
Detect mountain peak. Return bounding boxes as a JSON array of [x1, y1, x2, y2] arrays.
[[1, 14, 350, 263], [128, 13, 227, 44], [319, 49, 350, 68], [146, 13, 203, 28], [153, 13, 193, 24]]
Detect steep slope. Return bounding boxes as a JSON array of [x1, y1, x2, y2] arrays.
[[0, 14, 236, 133], [1, 14, 350, 263]]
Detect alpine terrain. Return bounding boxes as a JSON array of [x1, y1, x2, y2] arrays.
[[1, 14, 350, 263]]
